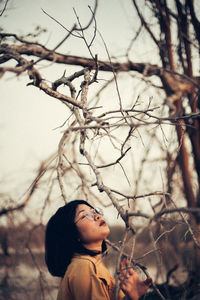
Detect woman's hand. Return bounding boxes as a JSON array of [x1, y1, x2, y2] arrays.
[[118, 259, 152, 300]]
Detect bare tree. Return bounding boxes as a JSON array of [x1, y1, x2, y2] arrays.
[[1, 0, 200, 299]]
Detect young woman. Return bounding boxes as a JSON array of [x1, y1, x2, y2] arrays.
[[45, 200, 152, 300]]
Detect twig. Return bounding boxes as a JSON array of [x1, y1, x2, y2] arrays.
[[0, 156, 56, 217], [95, 147, 131, 168], [0, 0, 9, 16], [114, 228, 131, 300]]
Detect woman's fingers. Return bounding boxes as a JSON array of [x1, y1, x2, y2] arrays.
[[128, 268, 134, 276], [118, 259, 138, 287], [120, 260, 130, 278], [118, 259, 153, 300], [120, 259, 132, 273], [118, 259, 153, 292]]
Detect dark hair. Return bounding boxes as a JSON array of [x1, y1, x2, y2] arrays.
[[45, 200, 107, 277]]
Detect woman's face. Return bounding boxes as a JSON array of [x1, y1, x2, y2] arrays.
[[74, 204, 110, 251]]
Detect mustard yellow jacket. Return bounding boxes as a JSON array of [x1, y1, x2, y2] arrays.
[[57, 254, 125, 300]]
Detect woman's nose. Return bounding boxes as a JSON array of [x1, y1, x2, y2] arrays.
[[94, 213, 100, 220]]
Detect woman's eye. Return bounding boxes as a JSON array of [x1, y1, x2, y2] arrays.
[[85, 213, 92, 218]]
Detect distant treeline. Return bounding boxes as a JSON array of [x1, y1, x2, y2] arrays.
[[0, 222, 126, 254], [0, 220, 192, 255]]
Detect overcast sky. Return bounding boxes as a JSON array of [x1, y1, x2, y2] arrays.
[[0, 0, 139, 179]]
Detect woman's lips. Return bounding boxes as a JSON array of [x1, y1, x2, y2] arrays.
[[99, 220, 106, 226]]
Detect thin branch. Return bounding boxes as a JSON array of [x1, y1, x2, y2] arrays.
[[132, 0, 159, 46], [41, 0, 98, 36], [41, 8, 80, 38], [110, 190, 170, 201], [114, 228, 131, 300], [96, 147, 131, 168], [29, 24, 77, 68], [0, 156, 56, 217], [0, 0, 9, 16]]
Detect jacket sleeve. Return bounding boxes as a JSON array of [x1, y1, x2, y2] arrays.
[[68, 259, 110, 300]]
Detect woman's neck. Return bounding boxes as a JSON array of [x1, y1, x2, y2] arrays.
[[83, 241, 102, 253]]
